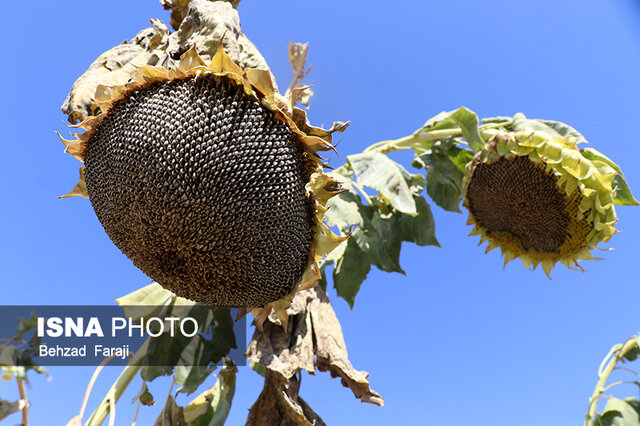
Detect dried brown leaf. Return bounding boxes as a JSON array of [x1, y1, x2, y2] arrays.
[[61, 19, 170, 124], [285, 42, 314, 109], [310, 288, 384, 406], [62, 1, 274, 125], [163, 0, 271, 74], [246, 290, 316, 379], [160, 0, 242, 30], [154, 395, 186, 426], [0, 398, 26, 422], [246, 370, 325, 426], [246, 287, 383, 407]]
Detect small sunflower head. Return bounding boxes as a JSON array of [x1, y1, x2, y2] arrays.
[[462, 131, 618, 276], [59, 44, 347, 311]]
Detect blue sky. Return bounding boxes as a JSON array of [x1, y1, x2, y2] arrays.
[[2, 0, 640, 425]]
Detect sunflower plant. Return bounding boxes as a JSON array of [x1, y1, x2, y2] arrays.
[[15, 0, 635, 425]]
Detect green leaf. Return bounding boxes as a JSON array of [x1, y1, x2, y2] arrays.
[[209, 309, 237, 364], [174, 359, 216, 395], [141, 308, 235, 387], [333, 238, 372, 308], [426, 177, 460, 212], [449, 107, 485, 152], [347, 152, 418, 214], [481, 116, 512, 126], [581, 147, 639, 206], [400, 197, 440, 247], [325, 189, 364, 230], [352, 209, 404, 274], [596, 397, 640, 426], [414, 140, 473, 212], [116, 283, 174, 322], [184, 360, 237, 426]]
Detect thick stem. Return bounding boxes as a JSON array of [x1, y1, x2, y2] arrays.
[[364, 123, 504, 154], [16, 377, 28, 426]]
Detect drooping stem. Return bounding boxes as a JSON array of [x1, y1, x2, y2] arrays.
[[363, 122, 505, 154], [85, 340, 150, 426], [16, 377, 28, 426], [77, 356, 116, 423], [584, 336, 640, 425]]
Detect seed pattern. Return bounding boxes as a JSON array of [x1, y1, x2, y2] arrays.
[[466, 156, 570, 253], [84, 76, 315, 307]]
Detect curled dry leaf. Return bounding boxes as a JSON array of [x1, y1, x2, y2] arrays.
[[163, 0, 270, 73], [160, 0, 242, 30], [61, 0, 271, 124], [61, 19, 170, 124], [285, 42, 314, 110], [246, 370, 325, 426], [155, 395, 186, 426], [0, 398, 27, 422], [246, 286, 384, 408]]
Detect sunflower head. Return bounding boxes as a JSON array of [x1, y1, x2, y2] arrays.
[[462, 130, 618, 276], [59, 44, 346, 312]]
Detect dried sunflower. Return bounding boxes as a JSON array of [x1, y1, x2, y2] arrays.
[[463, 130, 618, 276], [58, 43, 346, 315]]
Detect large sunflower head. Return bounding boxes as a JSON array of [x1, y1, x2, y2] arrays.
[[58, 44, 346, 311], [462, 130, 618, 276]]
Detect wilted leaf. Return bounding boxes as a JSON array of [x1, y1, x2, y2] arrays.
[[246, 287, 383, 407], [155, 395, 186, 426], [61, 20, 170, 124], [132, 382, 155, 407], [183, 360, 237, 426], [288, 42, 311, 84], [449, 107, 485, 152], [174, 357, 216, 396], [63, 1, 273, 125], [623, 339, 640, 362], [347, 152, 418, 214], [246, 295, 315, 379], [309, 287, 384, 406], [285, 42, 314, 109], [161, 0, 242, 30], [325, 189, 364, 231], [0, 398, 26, 422], [246, 370, 325, 426]]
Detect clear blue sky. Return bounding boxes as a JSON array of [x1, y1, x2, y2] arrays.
[[2, 1, 640, 425]]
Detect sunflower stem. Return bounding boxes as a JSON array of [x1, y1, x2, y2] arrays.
[[16, 376, 28, 426], [364, 124, 504, 154], [585, 336, 640, 425], [85, 340, 150, 426]]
